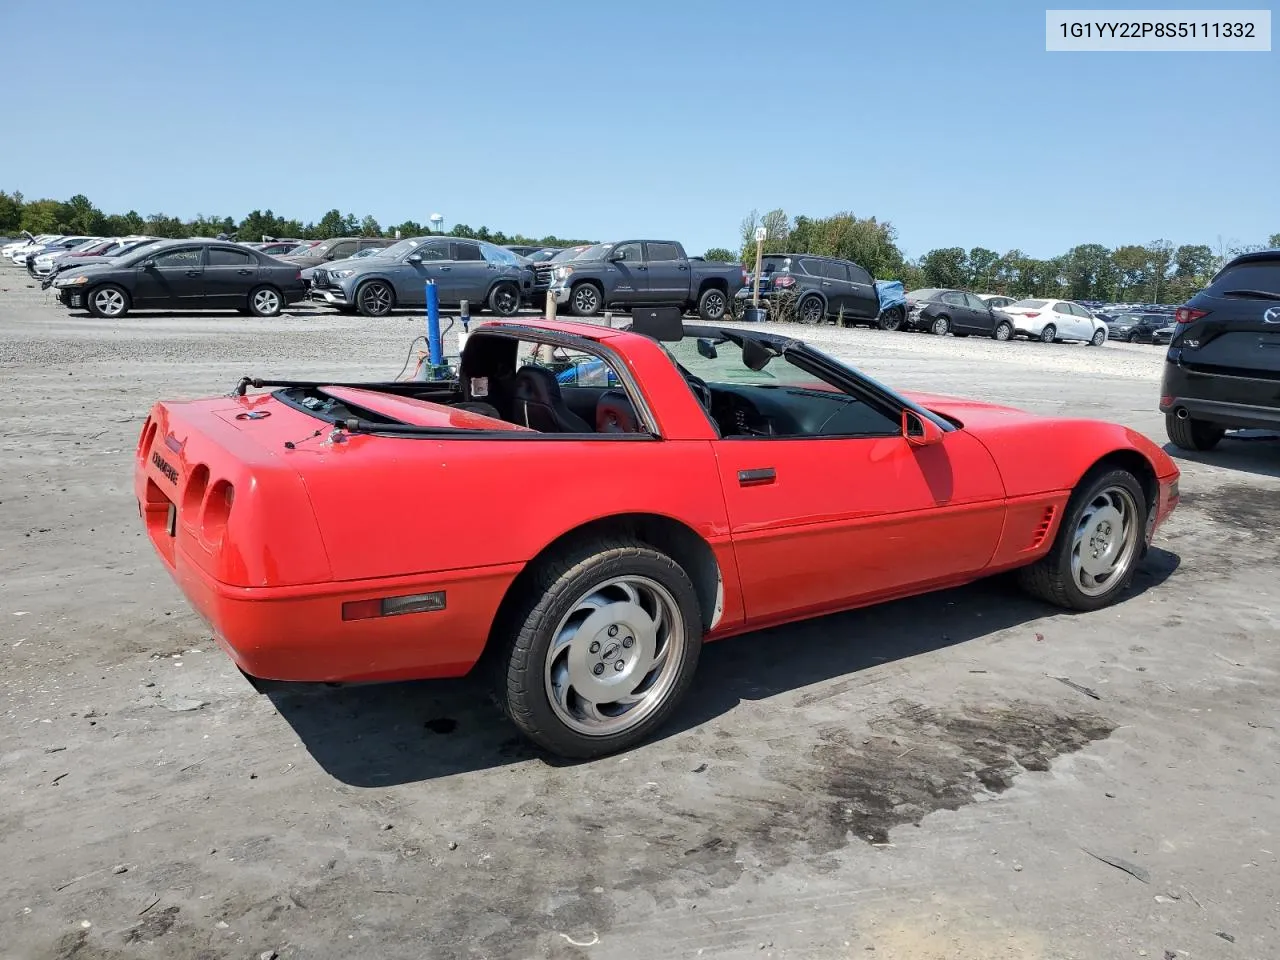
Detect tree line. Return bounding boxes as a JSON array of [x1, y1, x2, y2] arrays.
[[2, 190, 1274, 305], [738, 208, 1279, 305], [0, 191, 593, 251]]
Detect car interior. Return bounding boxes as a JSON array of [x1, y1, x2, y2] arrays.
[[278, 322, 908, 442]]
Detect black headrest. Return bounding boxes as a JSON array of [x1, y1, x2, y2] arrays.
[[514, 364, 562, 401]]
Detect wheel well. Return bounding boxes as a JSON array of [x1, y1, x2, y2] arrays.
[[1083, 449, 1158, 514], [488, 513, 723, 653], [572, 278, 603, 294], [698, 278, 728, 297]]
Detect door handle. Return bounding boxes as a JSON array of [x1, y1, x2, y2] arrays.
[[738, 467, 776, 486], [678, 264, 689, 270], [637, 265, 648, 270], [821, 280, 832, 286], [439, 266, 452, 271], [185, 270, 200, 277], [237, 269, 251, 275]]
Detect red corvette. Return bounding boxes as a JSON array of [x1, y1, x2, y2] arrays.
[[135, 316, 1180, 758]]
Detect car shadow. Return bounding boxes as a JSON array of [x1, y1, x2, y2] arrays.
[[1163, 434, 1280, 480], [266, 548, 1180, 787]]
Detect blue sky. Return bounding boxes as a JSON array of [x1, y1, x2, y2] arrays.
[[2, 0, 1276, 259]]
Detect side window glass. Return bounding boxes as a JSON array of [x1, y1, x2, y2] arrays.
[[452, 242, 485, 262], [515, 340, 621, 388], [208, 248, 253, 266], [612, 242, 643, 262], [847, 263, 872, 285], [416, 241, 449, 261], [645, 242, 681, 261], [154, 248, 202, 268]]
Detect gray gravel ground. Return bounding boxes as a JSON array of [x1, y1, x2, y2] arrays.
[[1, 266, 1277, 960]]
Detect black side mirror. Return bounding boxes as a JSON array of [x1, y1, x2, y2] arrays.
[[140, 259, 156, 268], [407, 254, 422, 264], [697, 338, 718, 359]]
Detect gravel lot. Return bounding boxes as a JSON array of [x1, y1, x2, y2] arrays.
[[2, 267, 1277, 960]]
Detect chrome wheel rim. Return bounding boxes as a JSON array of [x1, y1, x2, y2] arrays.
[[94, 289, 124, 316], [703, 291, 725, 318], [1040, 326, 1054, 342], [801, 298, 822, 323], [253, 289, 279, 314], [995, 323, 1011, 340], [544, 575, 685, 737], [362, 283, 391, 314], [1094, 330, 1106, 345], [1070, 485, 1140, 597], [932, 317, 948, 335], [573, 286, 599, 314]]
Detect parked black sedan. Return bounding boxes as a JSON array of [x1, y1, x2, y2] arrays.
[[904, 288, 1015, 339], [52, 239, 307, 318]]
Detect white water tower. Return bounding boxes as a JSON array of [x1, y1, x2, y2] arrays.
[[429, 213, 444, 234]]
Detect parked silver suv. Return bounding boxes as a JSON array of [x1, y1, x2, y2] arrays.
[[308, 236, 533, 317]]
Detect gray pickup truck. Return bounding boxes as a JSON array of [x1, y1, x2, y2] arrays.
[[545, 240, 747, 321]]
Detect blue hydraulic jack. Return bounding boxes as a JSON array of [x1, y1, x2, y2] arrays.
[[419, 279, 455, 381]]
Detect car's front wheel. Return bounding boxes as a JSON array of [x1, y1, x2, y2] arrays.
[[493, 538, 703, 759], [1166, 412, 1225, 451], [1016, 467, 1148, 612], [87, 284, 130, 319], [1090, 328, 1107, 346], [569, 282, 602, 317], [356, 280, 394, 317], [488, 280, 521, 317]]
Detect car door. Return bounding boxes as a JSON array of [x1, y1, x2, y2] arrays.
[[132, 245, 206, 308], [606, 242, 648, 304], [962, 292, 996, 333], [203, 245, 259, 306], [711, 390, 1006, 623], [643, 241, 687, 304], [438, 240, 494, 306], [939, 291, 968, 328], [843, 261, 881, 321], [400, 239, 452, 305]]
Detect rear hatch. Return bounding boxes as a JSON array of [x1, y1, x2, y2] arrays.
[[1177, 256, 1280, 382]]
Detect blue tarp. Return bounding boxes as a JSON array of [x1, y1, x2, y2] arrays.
[[875, 279, 905, 313]]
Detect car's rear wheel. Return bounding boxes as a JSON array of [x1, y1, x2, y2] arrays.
[[488, 280, 521, 317], [248, 286, 283, 318], [1039, 324, 1056, 343], [1166, 412, 1225, 451], [698, 287, 727, 321], [88, 284, 130, 319], [357, 280, 394, 317], [930, 315, 950, 336], [1016, 468, 1148, 612], [878, 307, 904, 331], [993, 320, 1013, 341], [1127, 331, 1140, 343], [797, 295, 824, 324], [492, 537, 702, 759]]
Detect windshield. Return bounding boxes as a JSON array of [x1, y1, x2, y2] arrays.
[[527, 248, 563, 262], [353, 246, 385, 259], [378, 238, 425, 259], [1010, 299, 1048, 308], [661, 334, 839, 389], [567, 243, 612, 261], [287, 241, 323, 255]]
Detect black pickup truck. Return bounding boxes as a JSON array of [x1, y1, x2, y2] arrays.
[[544, 240, 747, 320]]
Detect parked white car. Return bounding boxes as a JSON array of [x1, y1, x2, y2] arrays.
[[1002, 298, 1109, 345], [3, 233, 61, 261], [976, 293, 1018, 310]]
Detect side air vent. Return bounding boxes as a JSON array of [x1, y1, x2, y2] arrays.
[[1029, 505, 1056, 549]]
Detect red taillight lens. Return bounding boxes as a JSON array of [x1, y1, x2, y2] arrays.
[[1175, 307, 1207, 324], [774, 275, 796, 288], [1024, 311, 1040, 319]]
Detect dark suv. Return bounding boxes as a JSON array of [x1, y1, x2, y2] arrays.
[[1159, 249, 1280, 450], [1108, 311, 1171, 343], [734, 254, 880, 325]]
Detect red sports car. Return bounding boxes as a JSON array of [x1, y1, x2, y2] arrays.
[[134, 316, 1180, 758]]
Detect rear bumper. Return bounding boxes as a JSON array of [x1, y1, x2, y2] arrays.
[[1159, 359, 1280, 429]]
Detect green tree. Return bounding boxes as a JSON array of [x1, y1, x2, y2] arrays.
[[919, 247, 969, 288], [702, 247, 738, 262], [1063, 243, 1116, 301], [20, 199, 62, 233], [0, 191, 22, 232], [966, 247, 1000, 291], [359, 215, 382, 237], [738, 208, 790, 260]]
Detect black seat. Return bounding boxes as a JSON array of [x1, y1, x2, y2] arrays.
[[454, 401, 503, 420], [512, 365, 592, 433], [596, 389, 639, 433]]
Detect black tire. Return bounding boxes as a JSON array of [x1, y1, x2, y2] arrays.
[[878, 307, 904, 331], [1016, 467, 1149, 612], [569, 282, 602, 317], [1166, 412, 1225, 451], [356, 280, 394, 317], [87, 284, 130, 319], [1039, 324, 1056, 343], [488, 280, 521, 317], [798, 295, 824, 324], [248, 285, 283, 318], [1090, 328, 1106, 346], [697, 287, 728, 322], [993, 320, 1013, 341], [930, 315, 950, 336], [1127, 331, 1140, 343], [492, 537, 703, 759]]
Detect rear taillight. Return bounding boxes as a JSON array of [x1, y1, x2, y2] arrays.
[[741, 267, 749, 285], [773, 275, 796, 289], [1024, 311, 1040, 319], [1175, 307, 1207, 324]]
